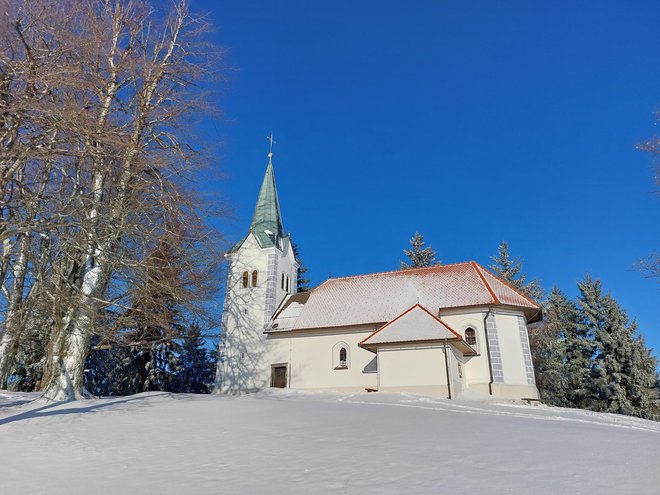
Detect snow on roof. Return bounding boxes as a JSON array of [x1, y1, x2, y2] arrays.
[[359, 305, 475, 354], [270, 262, 540, 332], [266, 293, 310, 332]]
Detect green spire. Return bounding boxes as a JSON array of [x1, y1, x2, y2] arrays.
[[249, 154, 285, 248]]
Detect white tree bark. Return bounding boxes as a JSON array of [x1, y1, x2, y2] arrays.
[[0, 233, 29, 388]]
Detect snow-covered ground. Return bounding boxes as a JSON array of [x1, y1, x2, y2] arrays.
[[1, 389, 659, 494]]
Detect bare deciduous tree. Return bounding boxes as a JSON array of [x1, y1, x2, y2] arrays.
[[0, 0, 224, 400]]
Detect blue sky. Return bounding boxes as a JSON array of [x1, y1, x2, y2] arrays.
[[196, 1, 659, 354]]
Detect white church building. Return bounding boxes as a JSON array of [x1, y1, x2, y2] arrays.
[[217, 152, 541, 400]]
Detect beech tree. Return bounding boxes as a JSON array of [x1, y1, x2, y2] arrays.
[[0, 0, 223, 400], [637, 121, 659, 279]]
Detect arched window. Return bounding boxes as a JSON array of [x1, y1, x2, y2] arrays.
[[242, 271, 249, 288], [465, 328, 477, 346], [251, 270, 258, 287], [333, 342, 350, 369]]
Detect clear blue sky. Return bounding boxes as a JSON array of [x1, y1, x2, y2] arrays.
[[196, 1, 660, 355]]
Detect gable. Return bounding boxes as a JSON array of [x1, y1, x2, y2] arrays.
[[359, 304, 476, 355]]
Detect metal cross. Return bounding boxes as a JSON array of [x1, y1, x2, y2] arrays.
[[267, 133, 275, 156]]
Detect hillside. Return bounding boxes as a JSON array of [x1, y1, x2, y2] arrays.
[[1, 389, 659, 494]]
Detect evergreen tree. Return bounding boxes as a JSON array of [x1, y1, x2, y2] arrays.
[[176, 323, 216, 393], [577, 277, 659, 419], [489, 241, 544, 302], [292, 241, 311, 292], [400, 232, 440, 269], [531, 287, 579, 406], [84, 340, 138, 396], [561, 290, 596, 411], [143, 342, 182, 392]]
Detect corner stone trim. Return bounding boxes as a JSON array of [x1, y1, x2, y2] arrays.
[[518, 316, 536, 385], [485, 312, 504, 383], [264, 253, 279, 325]]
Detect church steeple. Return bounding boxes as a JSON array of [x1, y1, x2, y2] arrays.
[[217, 137, 299, 393], [249, 148, 285, 249]]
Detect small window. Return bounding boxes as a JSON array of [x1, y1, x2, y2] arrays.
[[286, 275, 290, 293], [252, 270, 258, 287], [465, 328, 477, 346], [333, 342, 350, 370], [281, 273, 285, 290], [242, 271, 249, 288]]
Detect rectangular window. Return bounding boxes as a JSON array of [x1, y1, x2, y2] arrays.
[[271, 364, 287, 388]]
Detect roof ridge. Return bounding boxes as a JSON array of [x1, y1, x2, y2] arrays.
[[472, 261, 540, 308], [470, 261, 499, 304], [359, 303, 463, 347], [325, 261, 474, 283]]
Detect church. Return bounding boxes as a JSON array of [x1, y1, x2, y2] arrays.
[[217, 152, 541, 400]]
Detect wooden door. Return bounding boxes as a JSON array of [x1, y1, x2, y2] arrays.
[[271, 365, 287, 388]]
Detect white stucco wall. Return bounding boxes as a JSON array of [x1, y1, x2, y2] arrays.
[[218, 233, 298, 393], [495, 312, 528, 385], [377, 343, 456, 397], [439, 307, 539, 399], [438, 309, 491, 387], [266, 327, 378, 391], [378, 345, 447, 387]]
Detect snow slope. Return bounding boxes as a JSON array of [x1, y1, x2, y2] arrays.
[[1, 389, 659, 494]]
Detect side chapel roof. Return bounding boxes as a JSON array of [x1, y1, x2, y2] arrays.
[[358, 304, 477, 355]]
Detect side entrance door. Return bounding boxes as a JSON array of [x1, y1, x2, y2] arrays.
[[271, 365, 287, 388]]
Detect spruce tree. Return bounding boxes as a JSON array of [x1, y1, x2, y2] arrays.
[[531, 287, 578, 406], [561, 286, 595, 410], [176, 323, 216, 393], [577, 277, 659, 419], [489, 241, 544, 301], [292, 241, 311, 292], [400, 232, 440, 269]]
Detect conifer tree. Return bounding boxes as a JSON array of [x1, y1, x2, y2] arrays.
[[531, 287, 577, 406], [400, 232, 440, 269], [577, 277, 659, 419], [561, 294, 596, 411], [84, 341, 136, 396], [176, 322, 216, 393], [292, 241, 311, 292], [489, 241, 544, 302]]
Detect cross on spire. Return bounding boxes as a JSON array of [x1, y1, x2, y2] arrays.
[[267, 133, 275, 161]]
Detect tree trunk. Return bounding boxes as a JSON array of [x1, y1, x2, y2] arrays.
[[0, 233, 30, 388], [42, 244, 107, 401]]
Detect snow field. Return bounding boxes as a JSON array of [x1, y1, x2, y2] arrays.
[[1, 389, 659, 494]]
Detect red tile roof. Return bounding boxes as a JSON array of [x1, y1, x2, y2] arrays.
[[272, 261, 541, 331]]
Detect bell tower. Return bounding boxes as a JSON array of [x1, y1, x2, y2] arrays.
[[216, 143, 298, 393]]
